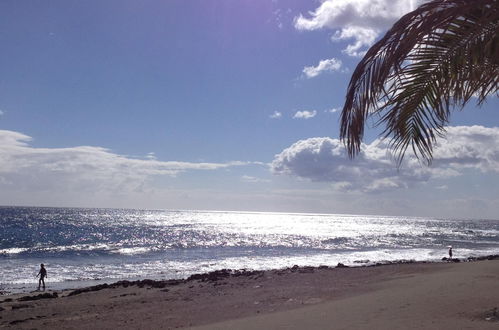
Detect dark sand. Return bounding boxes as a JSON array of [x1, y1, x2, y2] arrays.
[[1, 259, 498, 329]]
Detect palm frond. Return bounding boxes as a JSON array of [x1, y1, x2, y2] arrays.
[[340, 0, 499, 164]]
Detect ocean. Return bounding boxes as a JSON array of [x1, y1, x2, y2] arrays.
[[1, 206, 498, 294]]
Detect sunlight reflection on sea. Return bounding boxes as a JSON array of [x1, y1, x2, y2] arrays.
[[1, 207, 498, 293]]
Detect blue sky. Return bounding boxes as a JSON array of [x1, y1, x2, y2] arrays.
[[1, 0, 498, 219]]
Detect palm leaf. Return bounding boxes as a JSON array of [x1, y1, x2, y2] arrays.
[[340, 0, 499, 164]]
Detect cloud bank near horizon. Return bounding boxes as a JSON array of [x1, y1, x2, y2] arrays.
[[0, 130, 253, 194], [272, 126, 499, 193]]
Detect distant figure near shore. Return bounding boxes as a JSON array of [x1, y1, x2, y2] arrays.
[[448, 247, 453, 260], [36, 264, 47, 291]]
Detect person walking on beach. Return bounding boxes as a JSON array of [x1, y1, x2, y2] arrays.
[[36, 264, 47, 291], [448, 246, 453, 260]]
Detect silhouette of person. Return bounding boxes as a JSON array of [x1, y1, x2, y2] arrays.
[[37, 264, 47, 291], [448, 247, 453, 260]]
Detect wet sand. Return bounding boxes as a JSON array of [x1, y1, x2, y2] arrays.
[[1, 259, 498, 329]]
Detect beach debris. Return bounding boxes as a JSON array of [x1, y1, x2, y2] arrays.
[[484, 307, 498, 322], [336, 263, 349, 268], [11, 304, 32, 310], [119, 279, 183, 288], [67, 279, 181, 296], [117, 293, 137, 297], [17, 292, 58, 301], [188, 269, 231, 282], [187, 269, 264, 282], [68, 269, 266, 296], [9, 318, 35, 325], [467, 255, 499, 262], [68, 283, 110, 296], [298, 266, 315, 273], [304, 297, 323, 305], [372, 259, 418, 266]]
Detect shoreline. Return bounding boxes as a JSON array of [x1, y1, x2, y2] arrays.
[[1, 257, 498, 329], [1, 254, 498, 296]]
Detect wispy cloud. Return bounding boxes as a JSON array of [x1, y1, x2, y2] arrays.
[[272, 126, 499, 193], [269, 111, 282, 119], [293, 110, 317, 119], [241, 175, 270, 183], [272, 8, 292, 30], [295, 0, 424, 57], [146, 152, 156, 160], [0, 110, 4, 116], [302, 58, 342, 78]]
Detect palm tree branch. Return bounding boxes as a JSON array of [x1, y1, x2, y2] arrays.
[[340, 0, 499, 162]]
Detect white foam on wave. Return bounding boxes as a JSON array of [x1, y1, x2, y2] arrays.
[[0, 247, 30, 255]]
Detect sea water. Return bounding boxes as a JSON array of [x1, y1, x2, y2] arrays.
[[1, 206, 498, 293]]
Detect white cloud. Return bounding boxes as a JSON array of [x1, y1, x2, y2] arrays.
[[431, 126, 499, 173], [0, 130, 251, 194], [271, 126, 499, 193], [294, 0, 424, 57], [302, 58, 342, 78], [326, 108, 339, 114], [332, 26, 378, 57], [293, 110, 317, 119], [0, 110, 4, 116], [269, 111, 282, 119], [271, 136, 420, 193]]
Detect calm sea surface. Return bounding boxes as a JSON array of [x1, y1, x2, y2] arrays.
[[1, 206, 498, 293]]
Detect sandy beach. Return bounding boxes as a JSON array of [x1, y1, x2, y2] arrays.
[[1, 259, 498, 329]]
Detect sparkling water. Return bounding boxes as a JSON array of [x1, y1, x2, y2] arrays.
[[1, 206, 498, 293]]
